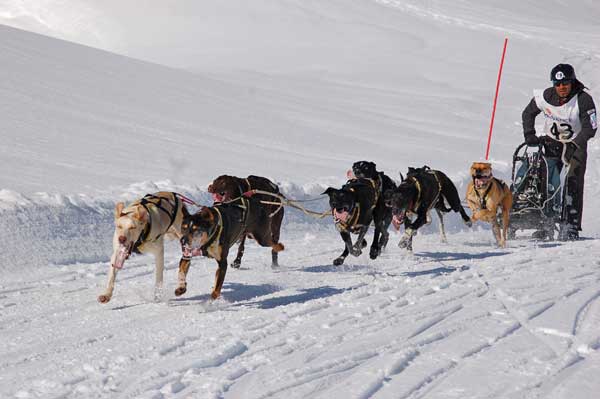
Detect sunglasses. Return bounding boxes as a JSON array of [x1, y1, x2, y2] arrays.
[[553, 80, 572, 87], [335, 206, 351, 212]]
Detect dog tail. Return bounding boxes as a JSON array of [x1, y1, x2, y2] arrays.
[[272, 243, 285, 252]]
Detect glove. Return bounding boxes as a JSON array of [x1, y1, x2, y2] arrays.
[[563, 142, 577, 163], [525, 134, 540, 146]]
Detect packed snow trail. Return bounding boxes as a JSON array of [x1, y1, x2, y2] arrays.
[[1, 227, 599, 399]]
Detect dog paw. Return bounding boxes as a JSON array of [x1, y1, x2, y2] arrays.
[[174, 285, 187, 296], [398, 237, 412, 249], [465, 219, 473, 228], [369, 247, 380, 259], [361, 239, 368, 249], [154, 287, 164, 302], [232, 260, 241, 269], [333, 257, 345, 266], [350, 247, 362, 257], [97, 295, 111, 304], [210, 290, 220, 300]]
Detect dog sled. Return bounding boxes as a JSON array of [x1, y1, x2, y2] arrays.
[[508, 139, 571, 240]]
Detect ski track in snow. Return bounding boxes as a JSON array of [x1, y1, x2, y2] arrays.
[[1, 2, 600, 398], [374, 0, 600, 59], [1, 227, 599, 399]]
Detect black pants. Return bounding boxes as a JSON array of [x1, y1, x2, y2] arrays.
[[564, 144, 587, 231]]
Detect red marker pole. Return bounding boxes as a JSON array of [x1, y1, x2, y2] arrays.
[[485, 37, 508, 160]]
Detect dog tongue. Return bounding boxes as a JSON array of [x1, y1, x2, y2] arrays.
[[392, 213, 404, 230], [113, 245, 128, 269], [183, 245, 204, 258], [475, 178, 488, 189], [191, 248, 203, 257], [212, 193, 224, 203], [333, 209, 350, 223], [346, 169, 356, 179], [182, 245, 193, 258]]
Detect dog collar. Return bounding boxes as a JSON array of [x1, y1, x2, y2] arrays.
[[132, 222, 151, 253], [473, 178, 495, 210]]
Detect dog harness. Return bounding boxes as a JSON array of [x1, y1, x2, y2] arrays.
[[131, 192, 180, 253], [364, 178, 380, 208], [473, 178, 506, 210], [241, 177, 283, 217], [407, 176, 423, 212], [334, 203, 361, 233], [236, 178, 252, 201], [332, 177, 378, 232], [406, 171, 442, 213], [198, 207, 224, 258], [346, 178, 378, 211]]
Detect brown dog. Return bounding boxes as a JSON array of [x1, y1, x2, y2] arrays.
[[208, 175, 284, 267], [177, 199, 284, 299], [466, 162, 513, 247], [99, 192, 186, 304]]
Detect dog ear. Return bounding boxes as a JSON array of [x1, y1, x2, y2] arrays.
[[114, 202, 125, 219], [322, 187, 336, 196], [470, 164, 477, 177], [398, 172, 404, 181], [200, 207, 215, 223], [132, 206, 148, 222]]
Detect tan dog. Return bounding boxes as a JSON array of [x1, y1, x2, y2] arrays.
[[98, 192, 186, 304], [466, 162, 513, 247]]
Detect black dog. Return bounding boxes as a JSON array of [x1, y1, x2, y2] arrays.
[[323, 176, 383, 266], [176, 198, 284, 299], [350, 161, 397, 255], [384, 166, 471, 251], [208, 175, 284, 267]]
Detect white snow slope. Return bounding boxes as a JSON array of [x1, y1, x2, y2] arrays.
[[1, 1, 600, 398]]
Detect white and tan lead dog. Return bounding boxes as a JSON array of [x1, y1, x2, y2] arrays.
[[98, 192, 186, 304]]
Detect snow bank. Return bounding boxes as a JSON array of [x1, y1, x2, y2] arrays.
[[1, 173, 494, 271], [0, 180, 329, 270]]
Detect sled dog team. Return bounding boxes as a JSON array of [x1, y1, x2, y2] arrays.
[[99, 161, 512, 304]]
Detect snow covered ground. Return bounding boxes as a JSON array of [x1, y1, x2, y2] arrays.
[[1, 1, 600, 398], [2, 228, 600, 399]]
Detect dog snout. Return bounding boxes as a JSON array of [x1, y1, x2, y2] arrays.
[[118, 235, 127, 245]]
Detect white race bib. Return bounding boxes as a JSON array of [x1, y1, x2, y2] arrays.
[[534, 90, 581, 141]]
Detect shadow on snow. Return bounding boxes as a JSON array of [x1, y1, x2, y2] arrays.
[[417, 251, 509, 261], [401, 265, 470, 278], [168, 282, 346, 309], [235, 285, 345, 309]]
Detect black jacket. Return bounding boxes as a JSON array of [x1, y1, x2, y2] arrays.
[[522, 80, 597, 149]]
